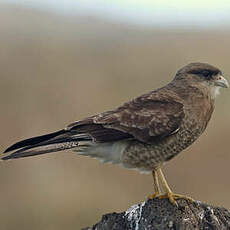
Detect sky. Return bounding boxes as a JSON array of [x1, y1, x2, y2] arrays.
[[1, 0, 230, 27]]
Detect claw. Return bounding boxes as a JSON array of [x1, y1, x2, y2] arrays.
[[150, 168, 194, 206], [148, 192, 159, 200], [174, 194, 194, 203], [157, 192, 194, 206]]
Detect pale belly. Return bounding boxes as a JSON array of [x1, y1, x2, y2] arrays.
[[121, 122, 203, 172]]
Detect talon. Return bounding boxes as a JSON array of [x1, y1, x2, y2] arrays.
[[148, 193, 159, 200], [157, 193, 193, 206], [168, 193, 178, 206], [173, 194, 194, 203], [158, 192, 177, 206], [150, 168, 194, 206]]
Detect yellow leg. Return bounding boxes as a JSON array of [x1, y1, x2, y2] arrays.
[[157, 168, 193, 206], [148, 170, 161, 199]]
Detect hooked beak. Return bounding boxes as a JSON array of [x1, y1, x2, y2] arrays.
[[214, 75, 229, 88]]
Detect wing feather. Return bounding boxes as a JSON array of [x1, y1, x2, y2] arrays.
[[67, 90, 185, 143]]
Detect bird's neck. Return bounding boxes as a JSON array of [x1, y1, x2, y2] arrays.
[[168, 79, 215, 131], [168, 79, 215, 103]]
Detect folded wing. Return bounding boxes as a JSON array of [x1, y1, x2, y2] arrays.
[[3, 90, 184, 160]]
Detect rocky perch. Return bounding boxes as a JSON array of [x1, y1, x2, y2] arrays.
[[83, 198, 230, 230]]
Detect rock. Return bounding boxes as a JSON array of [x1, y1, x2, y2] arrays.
[[83, 198, 230, 230]]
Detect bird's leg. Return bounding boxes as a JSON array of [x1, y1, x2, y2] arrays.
[[157, 168, 193, 206], [148, 169, 161, 199], [157, 168, 177, 205]]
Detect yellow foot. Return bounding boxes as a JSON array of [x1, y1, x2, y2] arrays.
[[148, 193, 159, 200], [157, 193, 194, 206]]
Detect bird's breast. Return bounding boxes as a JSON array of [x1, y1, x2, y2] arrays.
[[121, 109, 211, 172]]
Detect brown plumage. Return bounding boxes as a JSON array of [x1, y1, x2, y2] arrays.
[[3, 62, 229, 204]]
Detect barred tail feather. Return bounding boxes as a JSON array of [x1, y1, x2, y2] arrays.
[[2, 129, 89, 160], [2, 141, 79, 160]]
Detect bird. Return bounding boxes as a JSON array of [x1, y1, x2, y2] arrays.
[[3, 62, 229, 205]]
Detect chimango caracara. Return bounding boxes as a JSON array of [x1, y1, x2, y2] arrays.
[[3, 63, 229, 205]]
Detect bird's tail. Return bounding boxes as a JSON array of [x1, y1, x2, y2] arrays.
[[2, 130, 88, 160]]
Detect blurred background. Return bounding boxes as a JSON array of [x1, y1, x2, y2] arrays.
[[0, 0, 230, 229]]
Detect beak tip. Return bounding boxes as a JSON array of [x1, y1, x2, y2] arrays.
[[215, 76, 229, 88]]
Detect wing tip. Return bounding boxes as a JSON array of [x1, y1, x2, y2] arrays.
[[3, 129, 66, 155], [3, 146, 14, 153], [3, 142, 23, 153]]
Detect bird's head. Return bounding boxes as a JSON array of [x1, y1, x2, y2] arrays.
[[174, 62, 229, 98]]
